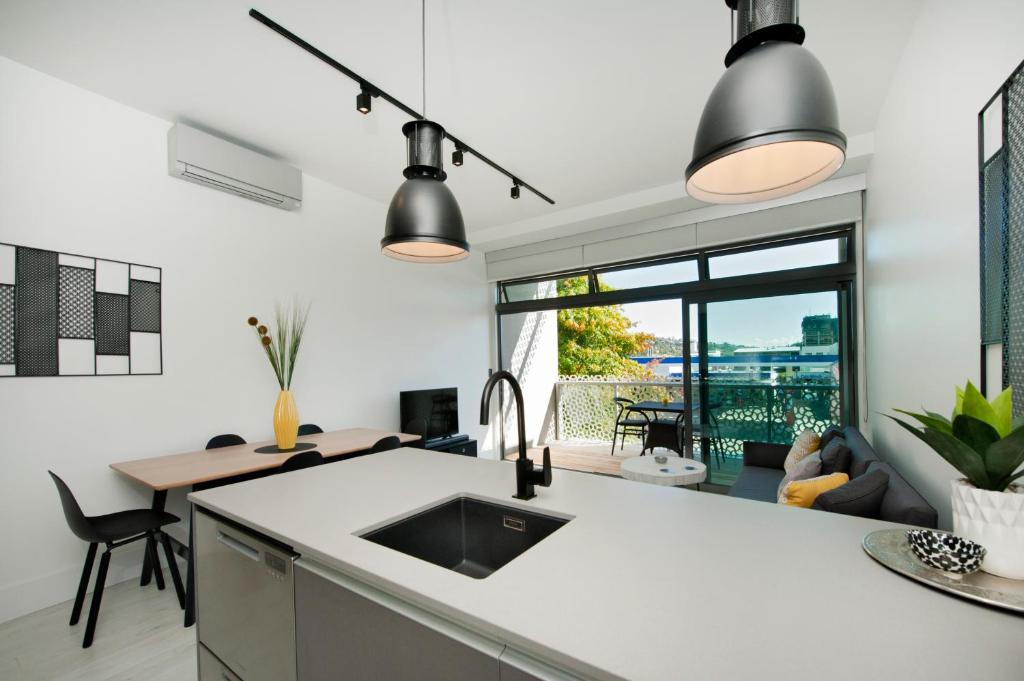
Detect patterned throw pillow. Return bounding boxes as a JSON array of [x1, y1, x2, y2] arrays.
[[780, 473, 850, 508], [777, 452, 823, 503], [783, 430, 821, 474]]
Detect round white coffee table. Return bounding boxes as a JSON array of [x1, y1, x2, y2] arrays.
[[619, 455, 707, 487]]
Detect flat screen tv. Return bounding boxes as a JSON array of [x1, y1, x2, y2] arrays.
[[400, 387, 459, 442]]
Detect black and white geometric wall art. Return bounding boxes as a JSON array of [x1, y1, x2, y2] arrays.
[[0, 242, 161, 377]]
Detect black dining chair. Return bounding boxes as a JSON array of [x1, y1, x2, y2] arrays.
[[611, 397, 648, 455], [404, 418, 429, 448], [49, 471, 184, 648], [279, 450, 324, 473], [205, 433, 246, 449], [297, 423, 323, 436], [369, 435, 402, 453]]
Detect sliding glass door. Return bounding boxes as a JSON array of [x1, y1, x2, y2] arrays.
[[688, 290, 847, 486], [494, 227, 857, 486]]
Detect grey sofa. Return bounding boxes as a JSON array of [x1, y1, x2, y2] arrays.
[[727, 426, 938, 528]]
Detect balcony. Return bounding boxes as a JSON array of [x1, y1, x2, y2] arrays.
[[505, 377, 841, 486]]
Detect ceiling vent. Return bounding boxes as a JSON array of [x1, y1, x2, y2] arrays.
[[167, 124, 302, 210]]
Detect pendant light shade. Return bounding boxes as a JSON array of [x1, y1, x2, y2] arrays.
[[382, 120, 469, 263], [685, 2, 846, 204]]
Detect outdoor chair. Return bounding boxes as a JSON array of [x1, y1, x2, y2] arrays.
[[611, 397, 648, 455]]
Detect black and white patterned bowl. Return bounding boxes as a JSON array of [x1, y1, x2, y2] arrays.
[[906, 529, 985, 575]]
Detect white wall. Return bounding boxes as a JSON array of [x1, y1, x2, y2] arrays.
[[499, 306, 559, 451], [0, 56, 494, 623], [863, 0, 1024, 528]]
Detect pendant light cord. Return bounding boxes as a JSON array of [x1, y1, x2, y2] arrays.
[[421, 0, 426, 117]]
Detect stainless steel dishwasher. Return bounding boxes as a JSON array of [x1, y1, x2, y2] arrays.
[[194, 508, 297, 681]]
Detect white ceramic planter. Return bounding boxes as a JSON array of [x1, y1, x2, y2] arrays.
[[950, 480, 1024, 580]]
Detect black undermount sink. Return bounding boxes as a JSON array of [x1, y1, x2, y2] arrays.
[[359, 496, 570, 579]]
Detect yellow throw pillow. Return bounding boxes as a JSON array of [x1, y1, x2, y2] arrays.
[[783, 430, 821, 474], [781, 473, 850, 508]]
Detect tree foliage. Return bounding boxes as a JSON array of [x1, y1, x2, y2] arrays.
[[556, 277, 654, 377]]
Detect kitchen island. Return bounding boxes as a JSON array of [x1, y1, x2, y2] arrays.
[[189, 448, 1023, 681]]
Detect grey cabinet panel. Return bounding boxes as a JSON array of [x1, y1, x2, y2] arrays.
[[194, 511, 297, 681], [501, 660, 546, 681], [295, 562, 502, 681], [499, 649, 583, 681], [198, 644, 242, 681]]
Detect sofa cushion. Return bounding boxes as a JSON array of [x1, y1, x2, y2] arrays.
[[781, 473, 849, 508], [813, 468, 889, 518], [868, 461, 939, 528], [777, 452, 823, 502], [844, 427, 880, 479], [728, 466, 786, 503], [819, 426, 844, 450], [820, 437, 852, 476], [784, 430, 821, 473]]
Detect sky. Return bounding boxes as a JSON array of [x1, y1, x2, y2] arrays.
[[621, 292, 837, 347], [614, 240, 841, 347]]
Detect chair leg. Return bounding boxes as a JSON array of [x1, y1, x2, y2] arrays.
[[146, 535, 165, 591], [184, 506, 196, 628], [70, 543, 98, 626], [160, 532, 186, 610], [83, 549, 111, 648]]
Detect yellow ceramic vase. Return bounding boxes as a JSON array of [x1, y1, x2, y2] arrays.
[[273, 389, 299, 450]]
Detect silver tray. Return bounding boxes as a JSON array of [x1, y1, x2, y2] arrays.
[[863, 529, 1024, 614]]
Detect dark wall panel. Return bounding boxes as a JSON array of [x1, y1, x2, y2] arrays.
[[95, 292, 129, 355], [14, 247, 58, 376]]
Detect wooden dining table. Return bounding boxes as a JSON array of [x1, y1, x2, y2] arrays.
[[110, 427, 419, 627]]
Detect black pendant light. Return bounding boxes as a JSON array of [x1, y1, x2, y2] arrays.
[[382, 120, 469, 262], [247, 8, 555, 230], [685, 0, 846, 204], [380, 0, 469, 263]]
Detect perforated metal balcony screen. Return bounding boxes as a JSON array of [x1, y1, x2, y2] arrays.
[[980, 59, 1024, 415]]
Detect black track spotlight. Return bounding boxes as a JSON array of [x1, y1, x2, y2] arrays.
[[356, 87, 372, 114], [452, 147, 464, 166], [511, 183, 520, 200]]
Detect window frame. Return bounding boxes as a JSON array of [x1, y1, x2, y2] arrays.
[[495, 225, 855, 315]]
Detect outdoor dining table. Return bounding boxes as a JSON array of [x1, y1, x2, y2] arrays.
[[622, 399, 720, 456], [109, 427, 419, 627], [625, 401, 692, 456]]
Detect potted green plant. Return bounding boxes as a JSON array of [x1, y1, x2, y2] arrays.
[[890, 382, 1024, 579], [248, 302, 310, 451]]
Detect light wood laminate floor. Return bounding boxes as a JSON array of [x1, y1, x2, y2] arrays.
[[0, 578, 196, 681]]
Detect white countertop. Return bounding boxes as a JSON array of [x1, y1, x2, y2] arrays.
[[189, 449, 1024, 681]]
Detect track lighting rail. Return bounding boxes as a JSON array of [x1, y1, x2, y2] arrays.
[[248, 8, 555, 205]]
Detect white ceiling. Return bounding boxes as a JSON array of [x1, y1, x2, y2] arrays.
[[0, 0, 920, 241]]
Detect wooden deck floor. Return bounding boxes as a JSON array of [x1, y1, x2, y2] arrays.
[[507, 445, 629, 476], [503, 440, 743, 486]]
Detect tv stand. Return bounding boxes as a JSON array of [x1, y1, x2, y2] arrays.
[[424, 435, 477, 457]]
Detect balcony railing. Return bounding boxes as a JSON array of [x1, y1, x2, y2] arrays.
[[552, 377, 841, 455]]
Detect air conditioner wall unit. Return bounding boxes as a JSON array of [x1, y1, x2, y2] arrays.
[[168, 124, 302, 210]]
